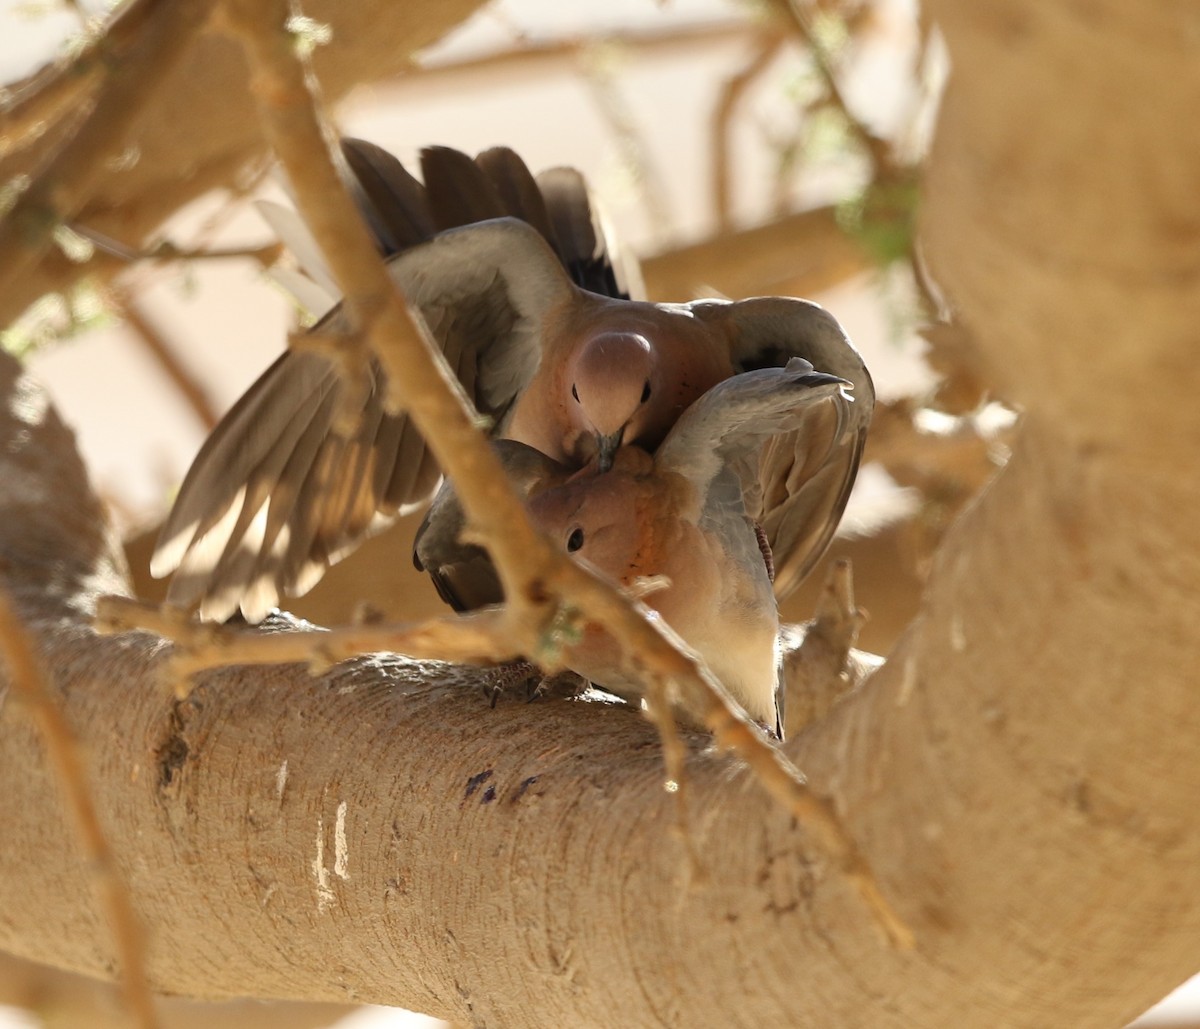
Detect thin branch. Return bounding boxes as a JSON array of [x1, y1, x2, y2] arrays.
[[575, 43, 675, 242], [96, 597, 519, 690], [403, 18, 757, 86], [0, 588, 159, 1029], [115, 295, 220, 431], [0, 0, 221, 327], [712, 32, 786, 233], [73, 222, 283, 267], [181, 0, 910, 948]]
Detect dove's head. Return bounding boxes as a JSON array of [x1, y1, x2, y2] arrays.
[[566, 332, 660, 471], [528, 448, 660, 581]]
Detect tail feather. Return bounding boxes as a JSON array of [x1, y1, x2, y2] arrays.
[[341, 138, 437, 256], [420, 146, 508, 229], [536, 166, 640, 300], [475, 146, 563, 261]]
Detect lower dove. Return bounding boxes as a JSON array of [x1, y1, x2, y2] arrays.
[[415, 358, 852, 733]]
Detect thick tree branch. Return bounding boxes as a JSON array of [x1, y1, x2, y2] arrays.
[[641, 203, 871, 301]]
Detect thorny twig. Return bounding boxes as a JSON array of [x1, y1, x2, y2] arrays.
[[0, 588, 159, 1029]]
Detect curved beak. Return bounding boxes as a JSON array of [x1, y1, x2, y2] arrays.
[[595, 430, 624, 472]]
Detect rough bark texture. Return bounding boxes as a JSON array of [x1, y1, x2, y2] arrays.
[[1, 1, 1199, 1026]]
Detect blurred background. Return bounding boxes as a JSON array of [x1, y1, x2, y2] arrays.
[[0, 0, 1195, 1026]]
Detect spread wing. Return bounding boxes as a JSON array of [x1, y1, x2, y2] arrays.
[[687, 298, 874, 597], [153, 142, 583, 622]]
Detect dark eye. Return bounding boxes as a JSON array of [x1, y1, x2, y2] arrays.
[[571, 384, 580, 402], [640, 380, 651, 403], [567, 528, 585, 552]]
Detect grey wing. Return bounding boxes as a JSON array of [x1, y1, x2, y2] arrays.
[[655, 360, 852, 506], [687, 297, 874, 597], [413, 439, 571, 612], [152, 218, 577, 622]]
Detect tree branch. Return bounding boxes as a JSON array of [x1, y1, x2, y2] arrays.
[[0, 0, 491, 325], [640, 203, 871, 301], [0, 0, 222, 326], [0, 0, 163, 158], [0, 587, 158, 1029]]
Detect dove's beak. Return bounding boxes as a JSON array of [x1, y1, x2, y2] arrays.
[[595, 430, 624, 472]]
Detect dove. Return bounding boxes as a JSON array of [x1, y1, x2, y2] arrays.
[[415, 358, 853, 733], [152, 139, 874, 623]]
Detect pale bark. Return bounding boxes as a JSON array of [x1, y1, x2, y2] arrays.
[[2, 1, 1199, 1027]]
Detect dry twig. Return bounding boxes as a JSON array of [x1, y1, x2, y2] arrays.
[[96, 597, 519, 690], [405, 18, 755, 86], [73, 223, 283, 267], [712, 32, 786, 233], [575, 44, 674, 242], [114, 295, 221, 431], [0, 588, 159, 1029]]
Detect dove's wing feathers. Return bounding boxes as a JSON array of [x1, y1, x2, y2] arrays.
[[655, 359, 850, 510], [536, 167, 643, 301], [154, 216, 577, 621], [687, 297, 874, 596], [341, 138, 436, 255]]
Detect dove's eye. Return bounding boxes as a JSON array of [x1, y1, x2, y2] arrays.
[[567, 528, 585, 552], [640, 381, 651, 403], [571, 384, 580, 402]]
